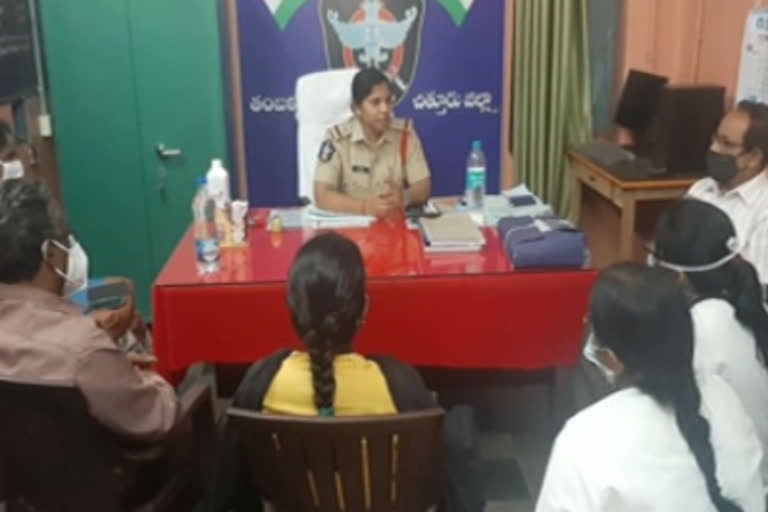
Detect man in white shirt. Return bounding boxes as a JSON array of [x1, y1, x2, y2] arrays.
[[688, 101, 768, 287]]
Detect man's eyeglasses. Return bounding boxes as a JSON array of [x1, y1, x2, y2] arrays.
[[711, 134, 744, 152]]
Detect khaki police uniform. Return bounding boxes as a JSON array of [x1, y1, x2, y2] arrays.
[[314, 116, 431, 199]]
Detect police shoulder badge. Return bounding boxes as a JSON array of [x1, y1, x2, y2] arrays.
[[318, 140, 336, 162]]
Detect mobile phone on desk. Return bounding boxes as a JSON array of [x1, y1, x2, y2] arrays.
[[509, 195, 537, 207], [406, 201, 441, 219], [85, 281, 131, 313]]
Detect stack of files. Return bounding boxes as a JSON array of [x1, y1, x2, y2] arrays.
[[304, 206, 374, 229], [501, 184, 553, 218], [419, 212, 486, 253], [457, 184, 552, 227], [482, 195, 552, 227]]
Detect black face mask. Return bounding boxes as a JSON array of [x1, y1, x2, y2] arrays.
[[706, 150, 741, 185]]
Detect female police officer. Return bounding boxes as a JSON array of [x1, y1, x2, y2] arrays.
[[313, 68, 432, 219]]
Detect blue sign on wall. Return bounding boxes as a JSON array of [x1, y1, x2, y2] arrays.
[[237, 0, 504, 205]]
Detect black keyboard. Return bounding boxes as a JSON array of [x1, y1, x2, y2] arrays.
[[577, 140, 635, 167], [609, 159, 655, 181]]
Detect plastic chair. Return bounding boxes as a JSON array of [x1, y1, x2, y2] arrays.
[[295, 68, 359, 203]]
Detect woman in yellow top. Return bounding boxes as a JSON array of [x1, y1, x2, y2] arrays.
[[251, 231, 434, 417], [213, 233, 484, 512]]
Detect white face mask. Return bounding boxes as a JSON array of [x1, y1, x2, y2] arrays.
[[2, 159, 24, 180], [583, 332, 617, 385], [647, 236, 743, 273], [42, 235, 89, 297]]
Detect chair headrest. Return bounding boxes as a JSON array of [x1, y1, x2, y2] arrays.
[[296, 68, 359, 125]]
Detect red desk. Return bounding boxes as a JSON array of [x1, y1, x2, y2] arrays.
[[153, 220, 596, 380]]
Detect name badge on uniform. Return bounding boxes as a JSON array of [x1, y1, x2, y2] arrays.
[[318, 140, 335, 162], [352, 165, 370, 174]]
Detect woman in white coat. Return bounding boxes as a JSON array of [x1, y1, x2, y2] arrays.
[[653, 199, 768, 485], [536, 264, 764, 512]]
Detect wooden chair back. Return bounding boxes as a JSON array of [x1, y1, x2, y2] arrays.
[[227, 408, 445, 512]]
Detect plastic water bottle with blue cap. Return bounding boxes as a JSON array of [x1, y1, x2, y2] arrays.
[[465, 140, 486, 210], [192, 176, 220, 274]]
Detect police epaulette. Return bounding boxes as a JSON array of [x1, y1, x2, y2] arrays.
[[328, 122, 352, 141], [390, 117, 411, 132]]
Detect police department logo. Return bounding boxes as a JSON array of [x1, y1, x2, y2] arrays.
[[320, 0, 426, 104]]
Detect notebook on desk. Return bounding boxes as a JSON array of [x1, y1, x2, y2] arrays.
[[419, 212, 485, 253]]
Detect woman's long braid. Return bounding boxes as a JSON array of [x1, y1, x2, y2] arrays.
[[592, 264, 743, 512], [306, 315, 340, 412], [287, 232, 368, 417], [638, 372, 742, 512]]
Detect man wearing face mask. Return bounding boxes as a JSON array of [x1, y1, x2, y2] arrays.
[[688, 100, 768, 287], [0, 120, 24, 181], [0, 179, 177, 441]]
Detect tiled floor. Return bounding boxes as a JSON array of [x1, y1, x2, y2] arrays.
[[421, 367, 561, 508], [477, 431, 550, 511], [469, 381, 555, 512]]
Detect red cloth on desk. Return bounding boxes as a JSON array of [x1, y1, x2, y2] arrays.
[[153, 220, 596, 379]]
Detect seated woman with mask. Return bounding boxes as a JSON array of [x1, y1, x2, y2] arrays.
[[536, 264, 764, 512], [652, 198, 768, 485], [213, 232, 483, 512]]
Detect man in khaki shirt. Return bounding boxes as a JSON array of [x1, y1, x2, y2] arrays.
[[0, 179, 177, 441], [314, 68, 431, 218]]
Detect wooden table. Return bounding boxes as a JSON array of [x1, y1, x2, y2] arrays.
[[567, 150, 697, 260]]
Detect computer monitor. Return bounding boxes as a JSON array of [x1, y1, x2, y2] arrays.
[[614, 70, 669, 135], [646, 85, 725, 173]]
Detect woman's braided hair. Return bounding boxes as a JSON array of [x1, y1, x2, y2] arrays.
[[590, 264, 742, 512], [287, 233, 367, 413]]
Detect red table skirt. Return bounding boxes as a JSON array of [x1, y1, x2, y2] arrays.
[[153, 270, 595, 379]]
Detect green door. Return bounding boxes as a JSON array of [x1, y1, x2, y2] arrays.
[[40, 0, 155, 314], [40, 0, 228, 316], [128, 0, 229, 274]]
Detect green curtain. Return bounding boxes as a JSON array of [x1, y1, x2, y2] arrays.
[[513, 0, 593, 219]]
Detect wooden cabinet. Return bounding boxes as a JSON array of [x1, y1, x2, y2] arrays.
[[568, 150, 695, 261]]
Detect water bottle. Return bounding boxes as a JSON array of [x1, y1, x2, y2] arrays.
[[192, 176, 220, 274], [206, 158, 231, 209], [206, 158, 232, 242], [465, 140, 486, 210]]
